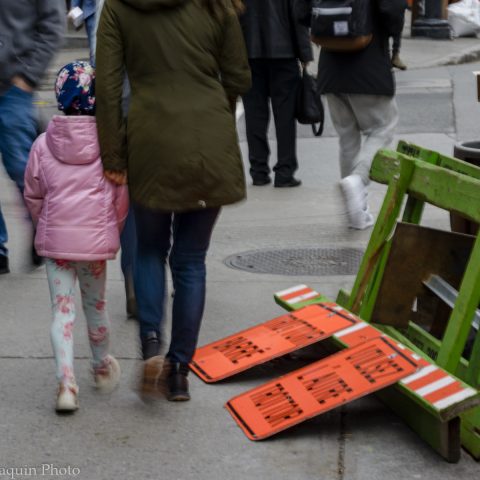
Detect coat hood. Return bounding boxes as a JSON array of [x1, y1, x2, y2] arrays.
[[121, 0, 188, 10], [46, 115, 100, 165]]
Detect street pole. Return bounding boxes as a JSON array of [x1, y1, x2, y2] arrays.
[[411, 0, 451, 39]]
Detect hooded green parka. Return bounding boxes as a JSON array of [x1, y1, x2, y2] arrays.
[[96, 0, 251, 211]]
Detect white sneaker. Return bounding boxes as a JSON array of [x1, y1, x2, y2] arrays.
[[350, 207, 375, 230], [55, 382, 79, 413], [94, 355, 121, 393], [339, 174, 375, 230]]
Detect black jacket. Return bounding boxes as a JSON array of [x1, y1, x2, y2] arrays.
[[240, 0, 313, 63], [296, 0, 407, 96]]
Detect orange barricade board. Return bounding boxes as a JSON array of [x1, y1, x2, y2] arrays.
[[225, 336, 421, 440], [190, 303, 361, 383]]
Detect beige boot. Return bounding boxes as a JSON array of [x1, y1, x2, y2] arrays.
[[94, 355, 121, 393], [392, 52, 407, 70], [139, 356, 166, 399], [55, 382, 79, 413]]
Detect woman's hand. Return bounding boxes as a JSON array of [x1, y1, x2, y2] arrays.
[[104, 169, 127, 185]]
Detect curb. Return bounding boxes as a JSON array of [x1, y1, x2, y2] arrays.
[[64, 34, 88, 50], [438, 45, 480, 66], [415, 45, 480, 70]]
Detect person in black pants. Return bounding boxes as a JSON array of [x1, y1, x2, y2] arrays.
[[240, 0, 313, 187]]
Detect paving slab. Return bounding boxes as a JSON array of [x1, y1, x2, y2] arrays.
[[0, 359, 340, 480]]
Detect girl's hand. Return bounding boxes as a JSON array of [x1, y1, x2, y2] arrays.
[[104, 169, 127, 185]]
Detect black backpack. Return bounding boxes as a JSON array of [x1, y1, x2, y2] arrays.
[[310, 0, 373, 52]]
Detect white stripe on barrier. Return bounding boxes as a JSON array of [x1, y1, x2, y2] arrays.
[[401, 365, 439, 385], [416, 376, 456, 397], [433, 387, 478, 409], [336, 322, 368, 338], [286, 291, 319, 305], [276, 285, 308, 298]]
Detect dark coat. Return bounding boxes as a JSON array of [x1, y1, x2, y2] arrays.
[[296, 0, 406, 96], [96, 0, 251, 212], [240, 0, 313, 63]]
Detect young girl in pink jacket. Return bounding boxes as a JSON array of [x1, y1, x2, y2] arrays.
[[24, 61, 129, 413]]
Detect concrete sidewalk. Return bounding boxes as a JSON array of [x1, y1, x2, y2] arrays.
[[1, 21, 480, 480], [1, 132, 479, 479]]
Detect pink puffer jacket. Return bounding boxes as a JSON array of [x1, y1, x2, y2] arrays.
[[24, 115, 129, 261]]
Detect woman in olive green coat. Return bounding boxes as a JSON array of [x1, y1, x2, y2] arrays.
[[96, 0, 251, 400]]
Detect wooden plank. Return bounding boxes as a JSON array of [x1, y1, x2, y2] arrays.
[[437, 234, 480, 374], [385, 142, 480, 183], [466, 331, 480, 387], [378, 325, 480, 421], [274, 288, 480, 422], [397, 140, 439, 166], [371, 223, 474, 328], [274, 284, 327, 312], [377, 387, 461, 463], [348, 159, 416, 314], [372, 151, 480, 224], [461, 407, 480, 459]]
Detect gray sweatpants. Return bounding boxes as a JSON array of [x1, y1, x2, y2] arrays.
[[326, 93, 399, 185]]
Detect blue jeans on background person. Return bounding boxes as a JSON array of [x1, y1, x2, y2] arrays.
[[133, 204, 221, 365], [0, 206, 8, 257], [85, 14, 96, 66], [0, 86, 37, 258]]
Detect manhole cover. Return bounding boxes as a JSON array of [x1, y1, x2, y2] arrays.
[[224, 247, 364, 276]]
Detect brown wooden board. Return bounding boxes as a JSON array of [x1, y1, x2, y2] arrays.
[[372, 223, 475, 328]]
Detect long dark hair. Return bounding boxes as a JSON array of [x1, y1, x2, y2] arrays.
[[203, 0, 245, 17]]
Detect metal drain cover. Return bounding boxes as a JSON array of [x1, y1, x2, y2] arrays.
[[224, 247, 364, 276]]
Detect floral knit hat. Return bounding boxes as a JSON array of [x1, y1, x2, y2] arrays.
[[55, 61, 96, 114]]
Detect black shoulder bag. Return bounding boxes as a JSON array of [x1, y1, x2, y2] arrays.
[[295, 67, 324, 137]]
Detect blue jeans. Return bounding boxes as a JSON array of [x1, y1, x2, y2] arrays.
[[0, 86, 37, 256], [85, 15, 96, 66], [133, 204, 221, 364]]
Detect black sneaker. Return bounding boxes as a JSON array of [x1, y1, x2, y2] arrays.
[[141, 331, 161, 360], [0, 255, 9, 275], [274, 177, 302, 188], [166, 362, 190, 401], [252, 176, 271, 186]]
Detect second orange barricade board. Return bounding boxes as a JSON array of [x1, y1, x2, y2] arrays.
[[225, 337, 421, 440], [190, 304, 359, 383]]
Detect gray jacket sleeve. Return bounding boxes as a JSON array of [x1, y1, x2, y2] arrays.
[[19, 1, 65, 87]]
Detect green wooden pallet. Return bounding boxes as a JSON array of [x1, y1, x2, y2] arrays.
[[275, 142, 480, 462]]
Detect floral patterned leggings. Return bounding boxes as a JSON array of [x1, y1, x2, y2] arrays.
[[46, 259, 111, 386]]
